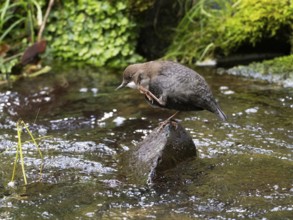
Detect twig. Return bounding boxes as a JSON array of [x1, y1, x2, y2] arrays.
[[37, 0, 54, 42], [3, 52, 22, 62]]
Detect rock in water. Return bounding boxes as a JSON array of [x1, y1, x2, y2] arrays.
[[128, 121, 197, 185]]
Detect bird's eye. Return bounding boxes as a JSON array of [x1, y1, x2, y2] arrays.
[[137, 73, 143, 83], [126, 75, 132, 81]]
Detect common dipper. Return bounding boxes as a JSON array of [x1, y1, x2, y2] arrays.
[[116, 61, 227, 123]]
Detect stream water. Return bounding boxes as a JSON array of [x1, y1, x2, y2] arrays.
[[0, 65, 292, 219]]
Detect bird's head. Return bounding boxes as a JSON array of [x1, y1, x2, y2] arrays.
[[116, 64, 144, 90]]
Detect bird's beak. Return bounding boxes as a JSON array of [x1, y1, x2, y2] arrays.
[[115, 81, 127, 90]]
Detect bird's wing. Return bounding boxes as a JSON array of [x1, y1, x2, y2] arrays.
[[156, 64, 215, 108]]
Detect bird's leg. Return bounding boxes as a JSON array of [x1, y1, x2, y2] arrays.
[[163, 111, 179, 123], [158, 111, 180, 130], [138, 86, 153, 102], [138, 86, 165, 106], [144, 91, 153, 102]]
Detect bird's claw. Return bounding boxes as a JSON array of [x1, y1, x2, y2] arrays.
[[138, 86, 164, 105], [157, 112, 180, 131]]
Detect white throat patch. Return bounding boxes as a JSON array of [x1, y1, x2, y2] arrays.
[[126, 81, 137, 89]]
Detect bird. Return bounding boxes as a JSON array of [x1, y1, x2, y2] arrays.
[[116, 60, 227, 124], [21, 40, 47, 66]]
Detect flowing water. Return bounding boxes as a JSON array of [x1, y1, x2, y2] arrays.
[[0, 66, 292, 219]]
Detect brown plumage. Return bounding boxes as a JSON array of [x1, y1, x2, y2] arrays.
[[21, 40, 47, 66], [116, 60, 227, 121]]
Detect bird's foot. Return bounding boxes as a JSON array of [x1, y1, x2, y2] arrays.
[[157, 111, 180, 131], [158, 119, 178, 131], [138, 86, 165, 106], [145, 93, 153, 102]]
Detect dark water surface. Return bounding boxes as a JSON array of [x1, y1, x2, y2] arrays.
[[0, 66, 292, 219]]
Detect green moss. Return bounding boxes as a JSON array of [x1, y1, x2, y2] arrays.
[[218, 0, 293, 54], [249, 55, 293, 75], [46, 0, 143, 68], [165, 0, 293, 63], [226, 55, 293, 87]]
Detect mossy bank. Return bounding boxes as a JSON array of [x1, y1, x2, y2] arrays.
[[220, 55, 293, 88]]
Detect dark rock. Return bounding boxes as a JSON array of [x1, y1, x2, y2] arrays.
[[128, 121, 196, 185]]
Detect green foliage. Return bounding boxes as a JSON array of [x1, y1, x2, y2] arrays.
[[218, 0, 293, 54], [0, 0, 42, 43], [126, 0, 156, 13], [46, 0, 143, 68], [166, 0, 293, 63], [0, 56, 18, 81], [0, 0, 43, 78]]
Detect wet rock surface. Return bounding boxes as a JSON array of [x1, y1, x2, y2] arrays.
[[129, 121, 196, 185]]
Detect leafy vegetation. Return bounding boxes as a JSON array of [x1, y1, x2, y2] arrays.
[[0, 0, 42, 44], [1, 0, 292, 80], [46, 0, 143, 68], [165, 0, 293, 63], [126, 0, 156, 13], [0, 0, 44, 79], [1, 0, 146, 82]]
